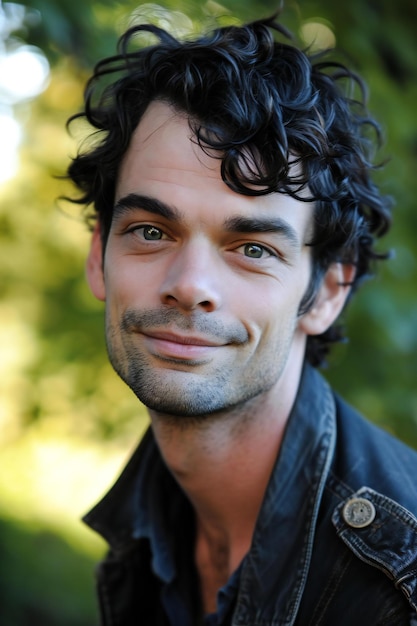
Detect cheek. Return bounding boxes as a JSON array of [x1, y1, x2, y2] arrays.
[[248, 288, 304, 345], [104, 258, 155, 306]]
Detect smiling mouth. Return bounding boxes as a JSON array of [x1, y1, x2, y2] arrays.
[[142, 329, 223, 346], [140, 330, 224, 362]]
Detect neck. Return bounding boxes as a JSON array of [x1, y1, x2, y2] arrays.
[[149, 373, 300, 569]]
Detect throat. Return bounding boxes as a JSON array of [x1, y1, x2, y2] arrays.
[[195, 527, 244, 615]]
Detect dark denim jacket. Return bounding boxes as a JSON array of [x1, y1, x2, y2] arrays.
[[84, 365, 417, 625]]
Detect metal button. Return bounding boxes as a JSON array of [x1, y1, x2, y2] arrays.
[[342, 497, 376, 528]]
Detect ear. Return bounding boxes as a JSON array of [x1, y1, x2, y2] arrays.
[[86, 223, 106, 301], [298, 263, 355, 336]]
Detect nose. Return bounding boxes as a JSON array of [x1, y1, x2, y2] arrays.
[[159, 240, 222, 312]]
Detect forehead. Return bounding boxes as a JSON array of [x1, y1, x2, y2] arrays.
[[115, 100, 314, 237], [116, 100, 219, 194]]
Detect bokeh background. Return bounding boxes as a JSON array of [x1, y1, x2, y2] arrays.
[[0, 0, 416, 623]]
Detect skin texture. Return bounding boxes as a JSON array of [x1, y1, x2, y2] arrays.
[[86, 100, 353, 613]]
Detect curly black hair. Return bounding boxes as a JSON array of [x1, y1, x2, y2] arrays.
[[66, 14, 392, 367]]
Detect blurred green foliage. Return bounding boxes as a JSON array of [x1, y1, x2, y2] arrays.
[[0, 0, 416, 624], [0, 516, 97, 625]]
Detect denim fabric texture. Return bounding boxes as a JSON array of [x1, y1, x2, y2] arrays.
[[84, 365, 417, 625]]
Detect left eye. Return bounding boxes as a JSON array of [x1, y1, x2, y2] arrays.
[[140, 225, 164, 240], [242, 243, 271, 258]]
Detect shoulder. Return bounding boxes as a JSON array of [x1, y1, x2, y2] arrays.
[[332, 393, 417, 511]]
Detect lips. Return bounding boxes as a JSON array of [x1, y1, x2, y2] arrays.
[[142, 330, 222, 346], [140, 329, 223, 361]]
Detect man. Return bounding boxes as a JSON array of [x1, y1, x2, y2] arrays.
[[67, 14, 417, 625]]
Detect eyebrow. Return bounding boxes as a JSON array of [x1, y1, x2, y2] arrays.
[[224, 215, 300, 249], [113, 192, 301, 248], [113, 193, 181, 222]]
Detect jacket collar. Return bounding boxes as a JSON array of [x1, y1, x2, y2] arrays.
[[233, 364, 336, 625], [83, 425, 185, 582]]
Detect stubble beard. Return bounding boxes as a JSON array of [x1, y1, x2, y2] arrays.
[[107, 342, 279, 422], [105, 307, 292, 424]]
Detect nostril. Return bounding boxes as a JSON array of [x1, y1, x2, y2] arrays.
[[162, 292, 216, 312], [163, 294, 178, 305]]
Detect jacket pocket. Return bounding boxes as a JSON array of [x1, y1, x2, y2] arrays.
[[332, 486, 417, 612]]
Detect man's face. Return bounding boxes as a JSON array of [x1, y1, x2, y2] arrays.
[[88, 101, 323, 419]]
